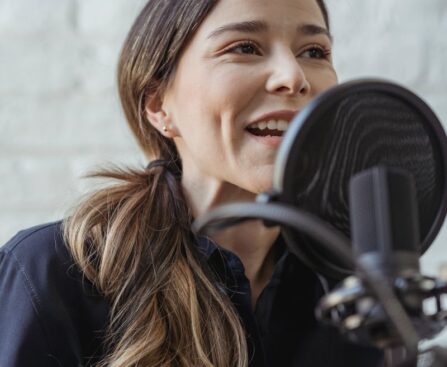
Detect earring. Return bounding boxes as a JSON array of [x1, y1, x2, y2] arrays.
[[162, 125, 168, 132]]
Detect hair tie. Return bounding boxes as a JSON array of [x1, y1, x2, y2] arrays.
[[146, 159, 181, 178]]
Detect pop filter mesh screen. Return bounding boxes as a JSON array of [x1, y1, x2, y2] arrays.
[[282, 92, 444, 273]]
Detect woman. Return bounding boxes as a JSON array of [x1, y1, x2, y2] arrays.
[[0, 0, 383, 366]]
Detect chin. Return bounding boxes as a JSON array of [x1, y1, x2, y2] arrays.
[[233, 164, 275, 195], [247, 174, 275, 195], [259, 165, 277, 190]]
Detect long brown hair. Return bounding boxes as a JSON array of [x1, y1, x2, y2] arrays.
[[63, 1, 330, 366]]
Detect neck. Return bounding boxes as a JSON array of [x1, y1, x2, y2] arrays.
[[182, 160, 280, 308], [210, 221, 280, 308]]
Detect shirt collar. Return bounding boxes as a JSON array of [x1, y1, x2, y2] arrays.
[[196, 235, 291, 285]]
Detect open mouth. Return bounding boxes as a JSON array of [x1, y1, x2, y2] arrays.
[[245, 119, 289, 137]]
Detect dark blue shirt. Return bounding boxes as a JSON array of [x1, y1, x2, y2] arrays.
[[0, 221, 383, 366]]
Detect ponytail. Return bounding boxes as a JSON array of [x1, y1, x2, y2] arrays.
[[63, 163, 248, 366]]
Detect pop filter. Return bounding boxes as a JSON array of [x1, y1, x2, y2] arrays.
[[194, 79, 447, 280], [274, 79, 447, 278]]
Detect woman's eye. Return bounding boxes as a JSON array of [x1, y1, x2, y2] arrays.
[[225, 42, 261, 55], [301, 46, 330, 59]]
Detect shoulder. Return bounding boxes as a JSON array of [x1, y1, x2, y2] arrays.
[[2, 221, 63, 251], [0, 221, 109, 366], [0, 221, 82, 304], [0, 218, 109, 312], [1, 220, 69, 272]]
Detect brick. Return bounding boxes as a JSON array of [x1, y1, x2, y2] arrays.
[[69, 153, 147, 193], [0, 35, 127, 96], [0, 34, 81, 95], [0, 0, 74, 36], [0, 92, 140, 151], [376, 0, 447, 32], [76, 37, 122, 94], [0, 152, 141, 247], [328, 0, 447, 89], [326, 0, 380, 34], [76, 0, 146, 37], [425, 34, 447, 94], [334, 33, 427, 87], [0, 155, 75, 208], [0, 151, 144, 210]]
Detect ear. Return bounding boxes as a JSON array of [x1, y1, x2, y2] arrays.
[[144, 93, 180, 138]]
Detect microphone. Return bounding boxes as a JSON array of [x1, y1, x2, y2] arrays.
[[316, 166, 447, 365], [350, 166, 420, 282]]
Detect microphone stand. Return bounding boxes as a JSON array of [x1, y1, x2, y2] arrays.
[[316, 267, 447, 366]]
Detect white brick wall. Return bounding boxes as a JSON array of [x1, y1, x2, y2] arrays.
[[1, 1, 446, 278], [0, 0, 146, 242]]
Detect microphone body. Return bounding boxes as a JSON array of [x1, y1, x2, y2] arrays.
[[350, 167, 423, 316], [350, 167, 420, 276]]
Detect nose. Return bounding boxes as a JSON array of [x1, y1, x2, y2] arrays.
[[265, 50, 310, 96]]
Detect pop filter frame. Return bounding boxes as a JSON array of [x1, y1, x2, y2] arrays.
[[274, 79, 447, 278]]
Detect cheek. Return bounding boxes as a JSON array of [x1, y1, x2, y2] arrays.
[[172, 65, 248, 127], [166, 83, 219, 155], [307, 67, 338, 94], [180, 65, 263, 151], [167, 64, 258, 168], [206, 65, 262, 115]]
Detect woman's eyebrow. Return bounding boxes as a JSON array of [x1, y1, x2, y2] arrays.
[[299, 24, 333, 42], [207, 20, 268, 39], [207, 20, 332, 42]]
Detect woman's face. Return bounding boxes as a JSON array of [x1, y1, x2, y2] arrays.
[[159, 0, 337, 194]]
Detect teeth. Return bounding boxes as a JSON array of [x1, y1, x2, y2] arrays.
[[249, 119, 289, 131], [258, 121, 267, 130], [267, 120, 276, 130], [278, 120, 288, 131]]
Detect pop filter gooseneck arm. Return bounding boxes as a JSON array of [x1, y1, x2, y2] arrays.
[[192, 202, 419, 363]]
